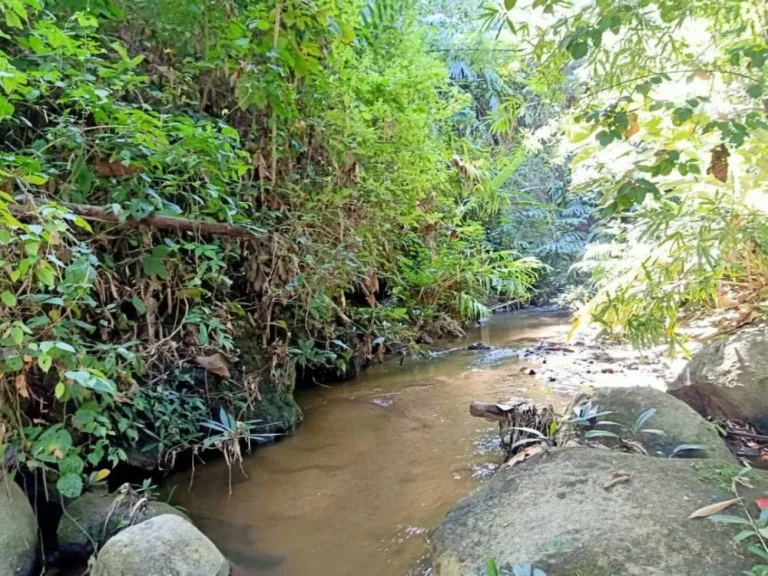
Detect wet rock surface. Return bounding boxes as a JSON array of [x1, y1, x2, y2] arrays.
[[432, 448, 752, 576]]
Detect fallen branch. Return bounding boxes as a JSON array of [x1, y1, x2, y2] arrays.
[[12, 198, 260, 239]]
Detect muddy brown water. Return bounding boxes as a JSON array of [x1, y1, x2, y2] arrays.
[[169, 310, 576, 576]]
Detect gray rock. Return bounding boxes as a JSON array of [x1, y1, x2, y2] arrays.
[[91, 514, 229, 576], [57, 488, 189, 561], [669, 325, 768, 429], [432, 448, 752, 576], [0, 475, 38, 576], [588, 386, 733, 460]]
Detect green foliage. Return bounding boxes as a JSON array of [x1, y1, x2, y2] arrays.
[[484, 559, 547, 576], [0, 0, 541, 491], [478, 0, 768, 348]]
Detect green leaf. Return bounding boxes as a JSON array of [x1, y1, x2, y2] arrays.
[[36, 265, 55, 287], [65, 370, 117, 395], [142, 256, 169, 279], [131, 296, 147, 315], [0, 96, 14, 120], [734, 530, 757, 543], [54, 381, 66, 399], [59, 455, 85, 476], [2, 355, 23, 372], [11, 326, 24, 345], [584, 429, 620, 439], [596, 131, 615, 147], [504, 0, 516, 9], [672, 107, 693, 125], [56, 473, 84, 499], [568, 40, 588, 60], [20, 174, 48, 185], [747, 84, 764, 99], [5, 10, 23, 28], [634, 408, 656, 429], [1, 291, 17, 307], [38, 353, 52, 373], [54, 342, 76, 353], [708, 514, 753, 526]]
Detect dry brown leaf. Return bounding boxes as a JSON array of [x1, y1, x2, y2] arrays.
[[708, 144, 729, 183], [622, 114, 640, 139], [196, 353, 231, 379], [15, 373, 29, 399], [603, 474, 631, 490], [501, 445, 542, 470], [688, 497, 741, 519], [95, 159, 142, 177]]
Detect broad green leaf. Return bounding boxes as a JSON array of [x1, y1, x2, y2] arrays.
[[64, 370, 117, 395], [131, 296, 147, 314], [56, 473, 84, 499], [54, 342, 76, 353], [567, 40, 588, 60], [1, 291, 17, 307], [38, 353, 52, 373], [36, 265, 55, 287], [142, 256, 169, 279], [11, 326, 24, 345]]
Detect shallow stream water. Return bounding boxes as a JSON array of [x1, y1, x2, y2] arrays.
[[169, 310, 576, 576]]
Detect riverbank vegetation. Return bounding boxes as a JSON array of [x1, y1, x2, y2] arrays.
[[1, 0, 767, 566], [0, 0, 553, 502]]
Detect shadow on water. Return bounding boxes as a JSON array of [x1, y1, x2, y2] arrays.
[[168, 309, 573, 576]]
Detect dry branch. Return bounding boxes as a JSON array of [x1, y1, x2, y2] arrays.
[[12, 198, 259, 239]]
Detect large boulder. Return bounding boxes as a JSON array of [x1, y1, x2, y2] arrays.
[[669, 325, 768, 428], [432, 448, 752, 576], [91, 514, 229, 576], [0, 475, 38, 576], [57, 488, 189, 561], [586, 386, 733, 460]]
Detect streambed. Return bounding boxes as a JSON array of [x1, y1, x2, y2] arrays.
[[169, 310, 672, 575]]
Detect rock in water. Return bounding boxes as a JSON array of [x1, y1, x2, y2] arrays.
[[91, 515, 229, 576], [58, 489, 189, 562], [588, 386, 734, 460], [0, 475, 38, 576], [466, 342, 492, 351], [432, 448, 751, 576], [669, 325, 768, 429]]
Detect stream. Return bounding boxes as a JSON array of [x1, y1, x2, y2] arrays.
[[168, 310, 623, 575]]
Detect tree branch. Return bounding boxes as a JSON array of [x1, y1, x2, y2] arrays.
[[12, 199, 260, 239]]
